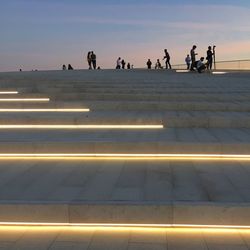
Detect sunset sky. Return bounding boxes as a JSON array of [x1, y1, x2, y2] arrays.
[[1, 0, 250, 71]]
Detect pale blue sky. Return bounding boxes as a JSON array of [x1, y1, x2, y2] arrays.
[[0, 0, 250, 71]]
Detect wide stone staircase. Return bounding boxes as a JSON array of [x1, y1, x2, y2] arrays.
[[0, 69, 250, 227]]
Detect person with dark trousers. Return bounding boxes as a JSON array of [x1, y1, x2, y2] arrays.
[[190, 45, 198, 71], [116, 57, 121, 69], [62, 65, 66, 70], [185, 55, 191, 70], [147, 59, 152, 69], [197, 57, 206, 73], [91, 51, 96, 69], [163, 49, 171, 69], [87, 51, 92, 69], [121, 59, 126, 69], [206, 46, 214, 70], [155, 59, 162, 69], [127, 63, 131, 69], [68, 64, 73, 70]]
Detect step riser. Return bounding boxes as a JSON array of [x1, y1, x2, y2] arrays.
[[1, 102, 250, 112], [0, 202, 249, 226], [0, 142, 249, 154], [0, 117, 250, 128], [44, 94, 250, 102], [4, 92, 245, 102]]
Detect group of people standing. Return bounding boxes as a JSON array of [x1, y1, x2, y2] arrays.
[[62, 48, 215, 72], [146, 46, 215, 73], [147, 49, 172, 70], [87, 51, 97, 69], [62, 64, 73, 70], [186, 45, 215, 73], [116, 57, 132, 69]]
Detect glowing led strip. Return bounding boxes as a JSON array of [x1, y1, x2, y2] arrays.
[[176, 70, 189, 73], [0, 222, 250, 230], [0, 91, 18, 94], [0, 98, 50, 102], [0, 109, 90, 112], [0, 125, 163, 129], [212, 72, 227, 75], [0, 153, 249, 160]]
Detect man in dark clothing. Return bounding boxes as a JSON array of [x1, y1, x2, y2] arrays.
[[91, 51, 96, 69], [87, 51, 92, 69], [163, 49, 171, 69], [146, 59, 152, 69], [68, 64, 73, 70], [121, 59, 126, 69], [190, 45, 198, 71], [206, 46, 214, 70]]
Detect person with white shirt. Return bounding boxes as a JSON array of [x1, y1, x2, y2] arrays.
[[116, 57, 122, 69], [196, 57, 206, 73]]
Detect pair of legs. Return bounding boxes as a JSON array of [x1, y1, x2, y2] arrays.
[[190, 59, 196, 71], [207, 59, 213, 70], [92, 60, 96, 69], [165, 60, 172, 69], [88, 60, 92, 69], [198, 65, 206, 73]]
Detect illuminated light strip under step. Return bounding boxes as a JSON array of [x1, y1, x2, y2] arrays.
[[0, 222, 250, 231], [0, 125, 163, 129], [0, 109, 90, 112], [176, 70, 189, 73], [0, 98, 50, 102], [0, 91, 18, 94], [0, 154, 250, 160], [212, 72, 227, 74]]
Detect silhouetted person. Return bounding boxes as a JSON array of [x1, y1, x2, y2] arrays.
[[19, 69, 22, 72], [68, 64, 73, 70], [147, 59, 152, 69], [197, 57, 206, 73], [185, 55, 191, 70], [190, 45, 198, 71], [163, 49, 171, 69], [116, 57, 121, 69], [62, 65, 66, 70], [127, 63, 131, 69], [121, 59, 126, 69], [91, 51, 96, 69], [206, 46, 214, 70], [155, 59, 162, 69], [87, 51, 92, 69]]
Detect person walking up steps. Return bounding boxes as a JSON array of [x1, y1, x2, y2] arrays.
[[163, 49, 172, 69]]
